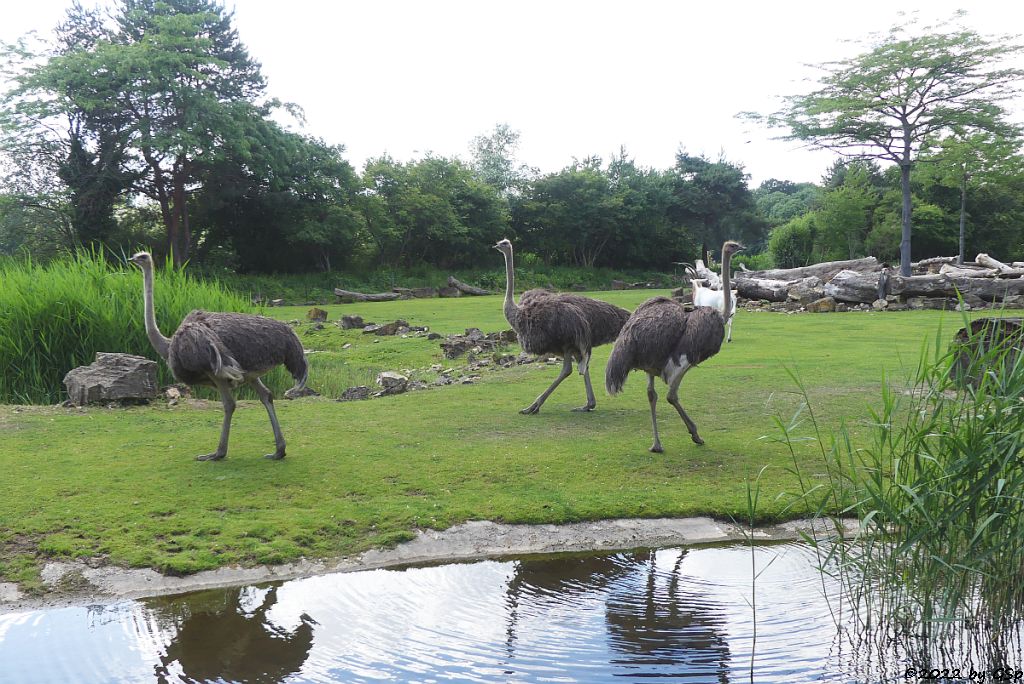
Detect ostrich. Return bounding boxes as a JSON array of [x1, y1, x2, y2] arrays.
[[130, 252, 308, 461], [606, 240, 744, 452], [494, 239, 631, 414]]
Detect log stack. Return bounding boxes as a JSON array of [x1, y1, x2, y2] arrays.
[[732, 253, 1024, 310]]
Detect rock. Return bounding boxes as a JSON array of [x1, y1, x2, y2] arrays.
[[342, 343, 352, 350], [411, 286, 439, 298], [307, 323, 325, 332], [307, 307, 328, 322], [611, 279, 627, 290], [270, 298, 284, 307], [805, 296, 837, 313], [376, 371, 409, 395], [338, 386, 372, 401], [836, 302, 849, 313], [906, 297, 957, 310], [363, 320, 409, 336], [872, 298, 888, 311], [339, 315, 365, 329], [438, 286, 462, 298], [63, 353, 160, 406]]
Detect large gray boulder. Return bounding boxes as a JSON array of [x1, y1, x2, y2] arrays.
[[63, 352, 160, 406]]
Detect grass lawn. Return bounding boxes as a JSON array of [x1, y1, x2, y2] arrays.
[[0, 290, 996, 592]]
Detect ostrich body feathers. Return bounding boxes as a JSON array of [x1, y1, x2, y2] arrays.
[[605, 297, 724, 394], [168, 310, 307, 389]]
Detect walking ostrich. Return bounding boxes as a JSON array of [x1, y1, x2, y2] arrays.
[[495, 239, 631, 414], [606, 240, 744, 452], [130, 252, 308, 461]]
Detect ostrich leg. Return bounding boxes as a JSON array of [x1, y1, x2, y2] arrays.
[[521, 356, 573, 415], [666, 363, 703, 445], [250, 377, 287, 460], [572, 350, 597, 412], [198, 380, 235, 461], [647, 373, 663, 453]]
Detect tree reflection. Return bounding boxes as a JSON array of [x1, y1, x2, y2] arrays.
[[148, 585, 316, 684]]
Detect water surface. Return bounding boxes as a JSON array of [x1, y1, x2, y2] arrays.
[[0, 542, 924, 682]]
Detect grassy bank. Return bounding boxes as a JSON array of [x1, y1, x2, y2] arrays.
[[0, 298, 1003, 593]]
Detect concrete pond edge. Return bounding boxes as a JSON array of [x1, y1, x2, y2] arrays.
[[0, 516, 859, 613]]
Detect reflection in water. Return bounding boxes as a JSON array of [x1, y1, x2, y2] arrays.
[[147, 586, 316, 683], [7, 541, 1014, 682]]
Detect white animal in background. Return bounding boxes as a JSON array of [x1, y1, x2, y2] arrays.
[[690, 279, 738, 343]]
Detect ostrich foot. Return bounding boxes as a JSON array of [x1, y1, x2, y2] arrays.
[[196, 451, 226, 461], [649, 443, 664, 453], [265, 449, 286, 460], [519, 404, 541, 415], [690, 433, 705, 446], [571, 404, 595, 412]]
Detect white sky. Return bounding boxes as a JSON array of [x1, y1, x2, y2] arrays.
[[3, 1, 1023, 187]]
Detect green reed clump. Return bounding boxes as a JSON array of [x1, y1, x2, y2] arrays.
[[0, 252, 254, 404], [777, 313, 1024, 671]]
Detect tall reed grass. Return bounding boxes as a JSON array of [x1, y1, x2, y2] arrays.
[[775, 312, 1024, 674], [0, 252, 254, 404]]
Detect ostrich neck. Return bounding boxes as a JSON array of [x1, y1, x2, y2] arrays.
[[721, 249, 733, 320], [502, 249, 518, 326], [141, 265, 171, 360]]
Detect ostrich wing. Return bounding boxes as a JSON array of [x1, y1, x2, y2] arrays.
[[168, 315, 245, 386]]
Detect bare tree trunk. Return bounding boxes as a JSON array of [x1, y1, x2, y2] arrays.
[[899, 161, 913, 277], [958, 172, 967, 266]]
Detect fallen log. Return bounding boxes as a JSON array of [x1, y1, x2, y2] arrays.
[[961, 277, 1024, 302], [736, 256, 880, 284], [823, 270, 882, 304], [889, 274, 957, 298], [939, 264, 997, 278], [334, 288, 400, 303], [447, 275, 491, 296], [976, 253, 1015, 274]]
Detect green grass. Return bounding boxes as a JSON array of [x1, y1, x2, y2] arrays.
[[0, 295, 1015, 591]]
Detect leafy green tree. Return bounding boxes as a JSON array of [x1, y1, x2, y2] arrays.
[[817, 164, 883, 260], [669, 152, 768, 253], [768, 213, 818, 268], [361, 155, 508, 268], [918, 129, 1023, 263], [4, 0, 278, 267], [469, 123, 536, 197], [753, 179, 821, 227], [748, 19, 1024, 274]]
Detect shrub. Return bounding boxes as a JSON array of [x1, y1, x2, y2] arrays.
[[768, 214, 817, 269]]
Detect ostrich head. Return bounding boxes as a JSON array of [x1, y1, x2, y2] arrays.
[[493, 238, 512, 255], [723, 241, 745, 258], [129, 252, 154, 269]]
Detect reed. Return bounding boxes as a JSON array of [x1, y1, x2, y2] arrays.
[[777, 311, 1024, 673], [0, 252, 254, 404]]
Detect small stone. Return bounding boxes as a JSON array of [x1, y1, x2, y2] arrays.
[[338, 386, 372, 401]]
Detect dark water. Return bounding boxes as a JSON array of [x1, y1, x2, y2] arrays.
[[0, 542, 898, 683]]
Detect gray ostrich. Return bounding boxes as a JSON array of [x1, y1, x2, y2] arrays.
[[130, 252, 308, 461], [495, 238, 631, 414], [605, 240, 744, 452]]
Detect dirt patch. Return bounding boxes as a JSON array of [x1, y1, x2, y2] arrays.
[[0, 516, 857, 613]]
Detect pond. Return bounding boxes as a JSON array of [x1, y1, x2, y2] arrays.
[[0, 541, 1012, 683]]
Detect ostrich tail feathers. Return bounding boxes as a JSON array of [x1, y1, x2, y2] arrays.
[[605, 342, 632, 395]]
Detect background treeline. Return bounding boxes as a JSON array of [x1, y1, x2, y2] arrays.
[[2, 0, 1024, 277]]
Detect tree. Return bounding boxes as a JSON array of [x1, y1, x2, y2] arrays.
[[919, 129, 1023, 263], [670, 152, 767, 254], [468, 123, 536, 197], [4, 0, 277, 267], [747, 18, 1024, 275]]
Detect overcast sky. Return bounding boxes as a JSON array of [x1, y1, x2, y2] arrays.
[[3, 1, 1023, 187]]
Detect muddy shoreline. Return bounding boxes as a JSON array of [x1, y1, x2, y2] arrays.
[[0, 516, 854, 613]]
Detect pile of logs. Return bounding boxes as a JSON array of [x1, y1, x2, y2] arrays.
[[335, 275, 491, 303], [733, 254, 1024, 309]]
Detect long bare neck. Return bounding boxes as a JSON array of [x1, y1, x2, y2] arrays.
[[141, 263, 171, 360], [720, 249, 733, 320], [502, 248, 518, 326]]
